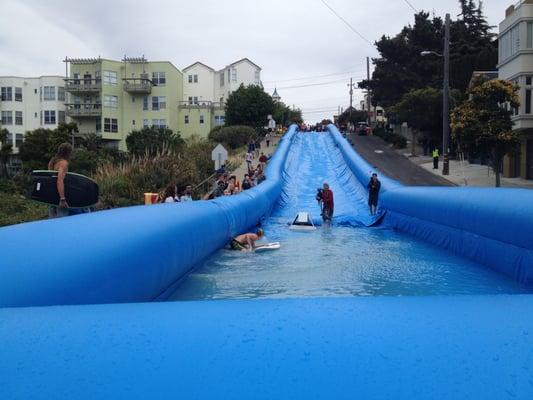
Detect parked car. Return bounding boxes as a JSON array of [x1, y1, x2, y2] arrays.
[[356, 122, 370, 136]]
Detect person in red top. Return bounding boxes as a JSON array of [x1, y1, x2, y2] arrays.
[[320, 182, 334, 222]]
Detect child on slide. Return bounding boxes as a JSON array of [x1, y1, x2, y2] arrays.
[[230, 229, 264, 252]]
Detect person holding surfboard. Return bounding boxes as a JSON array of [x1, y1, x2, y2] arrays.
[[47, 142, 72, 218], [230, 229, 264, 252]]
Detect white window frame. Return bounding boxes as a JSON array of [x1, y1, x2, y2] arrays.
[[44, 110, 56, 125], [1, 110, 13, 125], [15, 87, 22, 102], [152, 72, 166, 86], [184, 115, 189, 124], [15, 111, 23, 125], [103, 70, 118, 85], [104, 95, 118, 108], [43, 86, 56, 101], [200, 115, 204, 124]]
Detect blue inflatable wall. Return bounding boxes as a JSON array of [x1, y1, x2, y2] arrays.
[[0, 126, 297, 308], [327, 124, 533, 284]]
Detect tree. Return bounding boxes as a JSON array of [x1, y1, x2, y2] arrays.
[[225, 84, 275, 129], [126, 127, 185, 157], [272, 101, 303, 126], [337, 107, 368, 125], [18, 127, 70, 171], [0, 128, 13, 177], [451, 79, 520, 187], [208, 125, 257, 150]]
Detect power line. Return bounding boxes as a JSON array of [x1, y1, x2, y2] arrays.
[[402, 0, 418, 12], [263, 68, 366, 84], [265, 77, 365, 91], [320, 0, 374, 46]]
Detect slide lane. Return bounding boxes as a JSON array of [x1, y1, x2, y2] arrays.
[[274, 132, 380, 226]]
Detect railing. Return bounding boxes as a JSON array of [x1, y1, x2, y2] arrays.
[[64, 79, 102, 93], [193, 172, 218, 199], [123, 78, 152, 94], [178, 101, 224, 109], [65, 103, 102, 118]]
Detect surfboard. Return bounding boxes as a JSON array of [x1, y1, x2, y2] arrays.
[[254, 242, 281, 252], [30, 170, 99, 208]]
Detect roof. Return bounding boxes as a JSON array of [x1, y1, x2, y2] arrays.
[[272, 88, 280, 97], [227, 58, 262, 70], [182, 61, 215, 72]]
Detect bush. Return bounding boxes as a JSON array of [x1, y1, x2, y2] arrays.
[[373, 127, 407, 149], [208, 125, 257, 150]]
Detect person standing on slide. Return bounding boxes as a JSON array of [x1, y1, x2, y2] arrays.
[[47, 142, 73, 218], [320, 182, 334, 222], [367, 173, 381, 215]]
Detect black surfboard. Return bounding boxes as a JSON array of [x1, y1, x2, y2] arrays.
[[30, 170, 99, 208]]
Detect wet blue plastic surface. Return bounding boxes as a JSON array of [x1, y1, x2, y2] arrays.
[[2, 296, 533, 399], [171, 133, 530, 300]]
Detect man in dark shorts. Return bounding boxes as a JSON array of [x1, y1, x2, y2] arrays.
[[367, 173, 381, 215], [320, 183, 334, 222], [230, 229, 264, 251]]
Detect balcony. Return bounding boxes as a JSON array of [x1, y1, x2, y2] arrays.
[[65, 103, 102, 118], [64, 79, 102, 94], [179, 101, 224, 109], [123, 78, 152, 94]]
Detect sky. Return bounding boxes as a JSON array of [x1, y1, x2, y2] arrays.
[[1, 0, 508, 123]]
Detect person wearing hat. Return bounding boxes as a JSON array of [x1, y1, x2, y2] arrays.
[[230, 229, 264, 251]]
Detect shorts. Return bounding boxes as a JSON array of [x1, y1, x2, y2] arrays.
[[322, 207, 333, 221], [230, 238, 246, 251], [368, 196, 378, 207]]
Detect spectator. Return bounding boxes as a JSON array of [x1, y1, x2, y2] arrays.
[[259, 152, 268, 169], [162, 185, 179, 203], [213, 180, 226, 198], [245, 151, 253, 171], [367, 173, 381, 215], [180, 185, 194, 202], [242, 174, 253, 190], [229, 175, 240, 193], [248, 141, 256, 158], [256, 170, 266, 184], [48, 142, 73, 218], [265, 131, 272, 147]]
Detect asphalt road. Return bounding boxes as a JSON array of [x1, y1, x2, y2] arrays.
[[348, 133, 454, 186]]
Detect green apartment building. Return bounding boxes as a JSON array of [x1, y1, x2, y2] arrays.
[[64, 57, 182, 150]]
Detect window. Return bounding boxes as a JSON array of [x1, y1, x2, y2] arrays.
[[96, 119, 101, 133], [34, 112, 37, 118], [500, 24, 520, 61], [103, 70, 118, 85], [104, 118, 118, 132], [184, 115, 189, 124], [152, 96, 166, 110], [152, 119, 167, 129], [3, 132, 13, 146], [132, 119, 135, 126], [214, 115, 225, 125], [1, 111, 13, 125], [527, 22, 533, 49], [254, 70, 260, 83], [227, 68, 230, 83], [58, 111, 65, 124], [200, 115, 204, 124], [131, 97, 135, 103], [152, 72, 166, 86], [526, 89, 531, 114], [194, 74, 198, 83], [143, 96, 148, 111], [34, 89, 37, 94], [104, 95, 118, 108], [231, 68, 237, 82], [15, 111, 23, 125], [43, 86, 56, 101], [187, 96, 198, 105], [188, 75, 193, 83], [527, 76, 532, 86], [58, 87, 65, 102], [15, 87, 22, 102], [143, 119, 149, 127], [1, 87, 12, 101], [220, 73, 224, 87], [188, 96, 193, 104], [15, 134, 23, 147], [44, 110, 56, 124]]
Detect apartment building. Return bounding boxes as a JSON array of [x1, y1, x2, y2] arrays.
[[0, 76, 65, 153], [179, 58, 262, 137], [64, 57, 182, 150], [498, 1, 533, 179]]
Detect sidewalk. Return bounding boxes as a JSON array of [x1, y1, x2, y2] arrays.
[[230, 135, 280, 181], [399, 150, 533, 189]]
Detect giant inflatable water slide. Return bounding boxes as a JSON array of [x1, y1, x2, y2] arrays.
[[1, 124, 533, 399]]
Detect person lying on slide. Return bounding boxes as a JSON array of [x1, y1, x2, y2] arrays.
[[230, 229, 264, 251]]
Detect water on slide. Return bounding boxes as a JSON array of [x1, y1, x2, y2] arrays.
[[169, 133, 531, 300]]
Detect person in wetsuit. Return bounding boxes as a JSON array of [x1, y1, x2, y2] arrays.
[[230, 229, 264, 251]]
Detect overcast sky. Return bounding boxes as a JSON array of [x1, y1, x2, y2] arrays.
[[1, 0, 508, 123]]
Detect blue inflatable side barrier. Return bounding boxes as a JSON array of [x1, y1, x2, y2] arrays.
[[327, 124, 533, 284], [0, 126, 297, 308]]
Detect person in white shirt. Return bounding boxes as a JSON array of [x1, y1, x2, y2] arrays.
[[163, 185, 179, 203], [180, 185, 194, 202], [245, 151, 253, 172]]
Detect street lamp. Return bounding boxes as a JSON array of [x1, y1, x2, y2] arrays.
[[420, 13, 451, 176]]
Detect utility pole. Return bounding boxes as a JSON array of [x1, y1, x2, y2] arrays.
[[442, 13, 450, 175], [347, 78, 355, 127], [366, 56, 371, 126]]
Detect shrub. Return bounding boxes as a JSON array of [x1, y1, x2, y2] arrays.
[[208, 125, 257, 150]]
